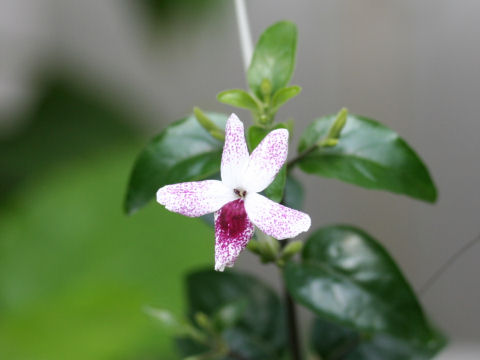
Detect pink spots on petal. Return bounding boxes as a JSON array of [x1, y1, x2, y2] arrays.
[[243, 129, 289, 193], [245, 193, 311, 240], [156, 180, 234, 217], [214, 199, 254, 271]]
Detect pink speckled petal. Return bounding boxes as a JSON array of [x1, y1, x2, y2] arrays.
[[221, 113, 249, 189], [245, 193, 311, 240], [214, 199, 254, 271], [242, 129, 289, 193], [157, 180, 235, 217]]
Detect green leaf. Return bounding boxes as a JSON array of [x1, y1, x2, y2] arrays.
[[272, 85, 302, 109], [217, 89, 260, 112], [247, 124, 289, 203], [311, 317, 444, 360], [264, 166, 286, 203], [124, 112, 227, 214], [285, 225, 446, 358], [283, 175, 304, 210], [0, 148, 217, 360], [297, 114, 437, 202], [247, 21, 297, 100], [213, 300, 248, 331], [179, 270, 287, 360]]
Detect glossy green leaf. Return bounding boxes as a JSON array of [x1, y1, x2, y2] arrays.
[[124, 113, 227, 214], [272, 85, 302, 109], [285, 225, 446, 357], [264, 166, 286, 203], [178, 270, 287, 360], [247, 124, 289, 203], [247, 21, 297, 100], [297, 114, 437, 202], [217, 89, 260, 112], [311, 317, 444, 360], [283, 175, 304, 210]]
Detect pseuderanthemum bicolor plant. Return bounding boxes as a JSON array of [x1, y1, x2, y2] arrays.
[[156, 114, 311, 271], [125, 19, 447, 360]]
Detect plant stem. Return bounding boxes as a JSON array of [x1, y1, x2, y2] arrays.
[[280, 240, 302, 360], [234, 3, 302, 358], [284, 287, 302, 360], [234, 0, 253, 72], [287, 144, 318, 170]]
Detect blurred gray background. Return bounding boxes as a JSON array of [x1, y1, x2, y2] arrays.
[[1, 0, 479, 358]]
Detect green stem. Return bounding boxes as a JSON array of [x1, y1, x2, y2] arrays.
[[287, 144, 318, 170], [280, 240, 302, 360]]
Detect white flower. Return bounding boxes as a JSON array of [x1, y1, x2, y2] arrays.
[[157, 113, 311, 271]]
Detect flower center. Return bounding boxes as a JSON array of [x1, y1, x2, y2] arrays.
[[234, 188, 247, 198]]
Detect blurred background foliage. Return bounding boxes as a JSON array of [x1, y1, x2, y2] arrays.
[[134, 0, 225, 29], [0, 75, 215, 359]]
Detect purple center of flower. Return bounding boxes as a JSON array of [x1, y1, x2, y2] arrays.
[[218, 199, 249, 238]]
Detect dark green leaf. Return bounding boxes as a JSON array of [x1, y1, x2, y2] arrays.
[[311, 317, 444, 360], [180, 270, 287, 360], [213, 300, 248, 331], [247, 21, 297, 100], [272, 85, 302, 109], [310, 317, 359, 359], [247, 124, 289, 203], [283, 175, 304, 210], [124, 113, 227, 214], [285, 225, 446, 357], [264, 166, 286, 203], [217, 89, 260, 112], [297, 114, 437, 202]]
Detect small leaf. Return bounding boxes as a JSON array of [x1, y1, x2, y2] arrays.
[[272, 85, 302, 109], [247, 124, 289, 202], [247, 21, 298, 100], [217, 89, 260, 112], [124, 113, 227, 214], [285, 225, 446, 357], [297, 114, 437, 202]]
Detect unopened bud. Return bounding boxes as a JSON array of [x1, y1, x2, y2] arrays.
[[194, 312, 213, 332], [259, 235, 280, 263], [327, 107, 348, 140], [281, 240, 303, 261], [209, 129, 225, 141], [194, 107, 217, 132], [260, 78, 272, 98], [247, 240, 262, 255]]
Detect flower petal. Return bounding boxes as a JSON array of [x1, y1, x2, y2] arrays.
[[242, 129, 289, 193], [245, 193, 311, 240], [214, 199, 254, 271], [221, 113, 249, 189], [157, 180, 235, 217]]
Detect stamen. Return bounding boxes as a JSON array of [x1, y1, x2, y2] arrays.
[[234, 188, 247, 198]]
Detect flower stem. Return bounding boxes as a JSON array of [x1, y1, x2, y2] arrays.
[[280, 240, 303, 360], [284, 286, 302, 360], [287, 144, 318, 170]]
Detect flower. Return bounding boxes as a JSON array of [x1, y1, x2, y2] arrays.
[[156, 113, 311, 271]]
